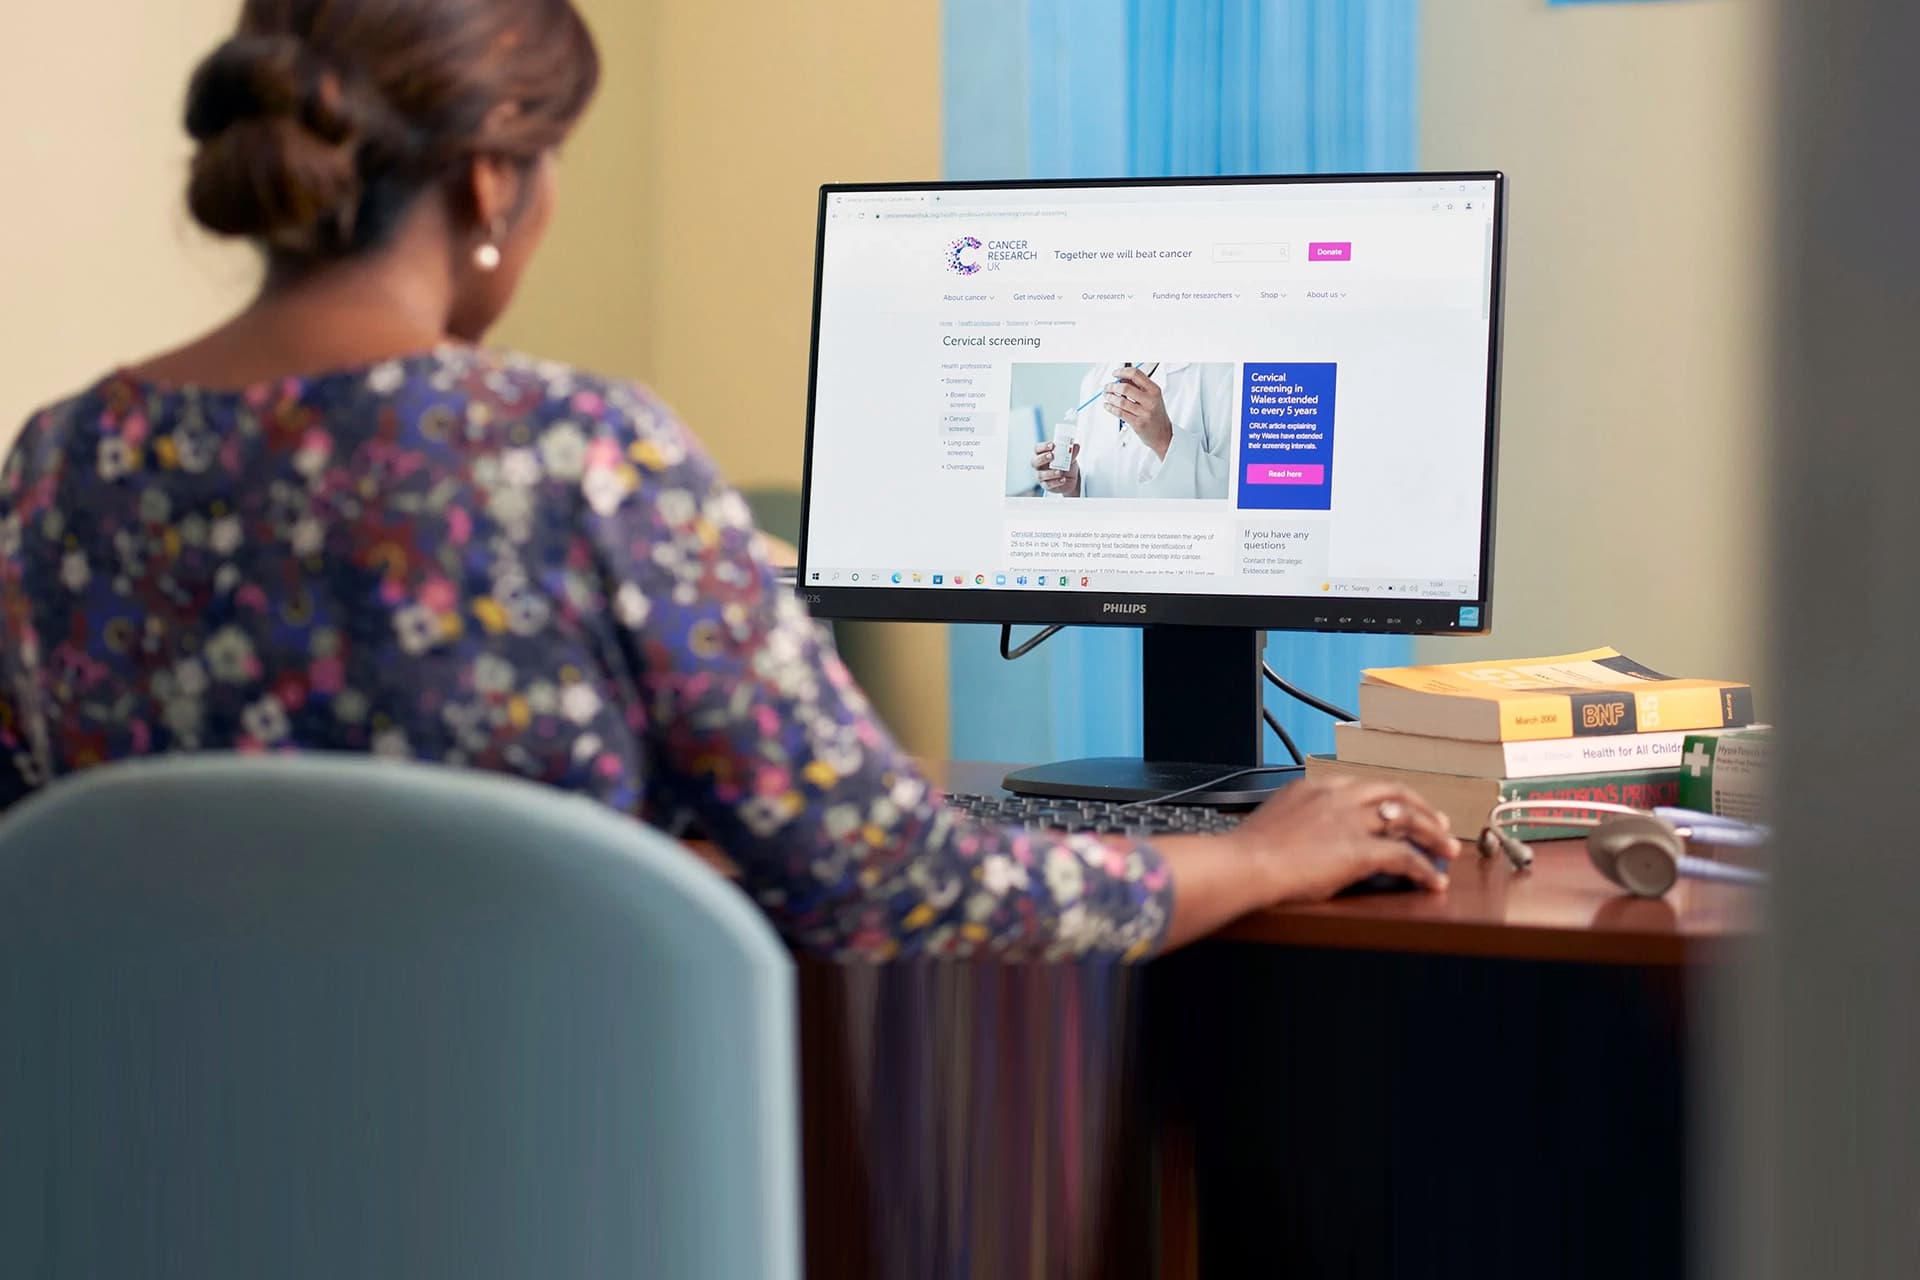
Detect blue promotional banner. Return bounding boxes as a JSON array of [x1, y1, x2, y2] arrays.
[[1237, 362, 1337, 511]]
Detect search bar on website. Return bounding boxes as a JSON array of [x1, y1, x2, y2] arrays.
[[1212, 242, 1291, 263]]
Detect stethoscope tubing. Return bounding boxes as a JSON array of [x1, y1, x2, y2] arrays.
[[1487, 800, 1771, 849]]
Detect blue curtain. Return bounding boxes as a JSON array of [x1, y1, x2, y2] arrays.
[[944, 0, 1419, 764]]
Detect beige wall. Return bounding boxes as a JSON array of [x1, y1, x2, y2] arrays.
[[489, 1, 660, 387], [498, 0, 944, 487], [496, 0, 952, 753], [1, 0, 259, 447], [1419, 0, 1776, 688]]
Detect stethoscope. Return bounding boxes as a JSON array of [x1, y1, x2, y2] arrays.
[[1479, 801, 1771, 898]]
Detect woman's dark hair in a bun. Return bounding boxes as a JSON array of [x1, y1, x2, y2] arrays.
[[184, 0, 599, 265]]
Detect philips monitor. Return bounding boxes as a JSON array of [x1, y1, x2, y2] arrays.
[[797, 172, 1506, 804]]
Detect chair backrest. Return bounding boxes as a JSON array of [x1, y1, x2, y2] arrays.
[[0, 754, 800, 1280]]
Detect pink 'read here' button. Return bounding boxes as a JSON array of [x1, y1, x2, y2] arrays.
[[1246, 463, 1326, 486], [1308, 241, 1352, 262]]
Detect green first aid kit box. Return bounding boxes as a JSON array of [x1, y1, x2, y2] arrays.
[[1676, 728, 1773, 824]]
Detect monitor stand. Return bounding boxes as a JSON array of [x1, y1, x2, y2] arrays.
[[1001, 626, 1303, 809]]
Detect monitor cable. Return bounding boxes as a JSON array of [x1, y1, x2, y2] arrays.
[[999, 623, 1065, 661], [1261, 662, 1357, 723], [1263, 708, 1304, 766], [1118, 765, 1305, 810]]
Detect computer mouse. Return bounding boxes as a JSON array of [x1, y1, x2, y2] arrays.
[[1337, 844, 1449, 897], [1337, 871, 1421, 897]]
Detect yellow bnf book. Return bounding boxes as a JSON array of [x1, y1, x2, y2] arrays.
[[1357, 647, 1756, 743]]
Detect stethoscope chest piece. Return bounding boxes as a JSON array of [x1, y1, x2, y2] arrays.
[[1585, 813, 1683, 898]]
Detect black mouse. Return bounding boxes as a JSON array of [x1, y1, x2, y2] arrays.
[[1337, 870, 1421, 896], [1337, 845, 1448, 896]]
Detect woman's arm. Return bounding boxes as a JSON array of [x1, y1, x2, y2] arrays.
[[575, 386, 1170, 961], [573, 384, 1458, 961], [1152, 772, 1458, 950]]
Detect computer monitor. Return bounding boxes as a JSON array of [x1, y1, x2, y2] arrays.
[[797, 173, 1506, 804]]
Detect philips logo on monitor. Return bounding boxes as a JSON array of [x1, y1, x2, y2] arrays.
[[1102, 603, 1149, 615], [946, 236, 983, 275]]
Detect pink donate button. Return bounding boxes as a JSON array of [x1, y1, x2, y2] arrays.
[[1246, 463, 1326, 486], [1308, 241, 1352, 262]]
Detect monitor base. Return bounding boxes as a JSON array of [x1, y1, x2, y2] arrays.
[[1001, 757, 1302, 809]]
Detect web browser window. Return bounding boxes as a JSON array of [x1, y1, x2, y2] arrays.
[[802, 177, 1499, 606]]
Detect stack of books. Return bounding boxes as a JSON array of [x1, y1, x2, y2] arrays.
[[1304, 647, 1760, 840]]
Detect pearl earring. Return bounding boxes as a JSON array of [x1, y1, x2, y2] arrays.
[[473, 219, 506, 272]]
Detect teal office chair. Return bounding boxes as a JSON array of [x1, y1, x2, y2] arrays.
[[0, 754, 800, 1280]]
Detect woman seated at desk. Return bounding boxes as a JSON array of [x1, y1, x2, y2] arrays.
[[0, 0, 1457, 960]]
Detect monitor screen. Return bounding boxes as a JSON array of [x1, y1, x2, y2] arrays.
[[797, 173, 1504, 635]]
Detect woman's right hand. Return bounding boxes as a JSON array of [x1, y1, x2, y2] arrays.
[[1152, 774, 1461, 950], [1033, 441, 1080, 496], [1232, 772, 1458, 901]]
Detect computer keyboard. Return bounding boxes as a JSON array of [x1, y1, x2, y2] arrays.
[[947, 790, 1433, 896], [945, 791, 1246, 838]]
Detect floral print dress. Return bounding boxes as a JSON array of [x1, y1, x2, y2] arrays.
[[0, 347, 1171, 960]]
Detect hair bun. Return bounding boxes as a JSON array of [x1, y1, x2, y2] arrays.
[[184, 34, 376, 255]]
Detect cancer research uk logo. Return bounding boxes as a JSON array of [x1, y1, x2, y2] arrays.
[[947, 235, 983, 275], [946, 234, 1038, 274]]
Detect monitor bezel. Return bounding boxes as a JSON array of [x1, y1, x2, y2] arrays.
[[795, 171, 1506, 638]]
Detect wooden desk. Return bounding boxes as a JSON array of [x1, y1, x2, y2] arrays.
[[940, 759, 1754, 965], [733, 762, 1756, 1280]]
